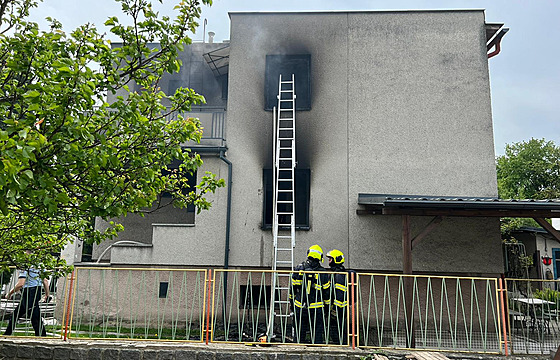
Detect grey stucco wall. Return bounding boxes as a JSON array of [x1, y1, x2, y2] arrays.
[[94, 156, 228, 266], [226, 11, 502, 274]]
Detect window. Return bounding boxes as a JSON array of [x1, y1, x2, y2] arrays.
[[553, 248, 560, 280], [159, 282, 169, 298], [262, 168, 310, 230], [265, 54, 311, 111], [239, 285, 281, 309]]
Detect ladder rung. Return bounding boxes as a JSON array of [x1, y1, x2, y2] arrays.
[[276, 212, 293, 215], [278, 190, 293, 192], [273, 314, 292, 318], [277, 236, 293, 239], [276, 260, 292, 264], [277, 248, 293, 251], [277, 201, 293, 204]]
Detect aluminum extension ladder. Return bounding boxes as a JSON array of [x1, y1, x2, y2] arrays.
[[267, 74, 296, 341]]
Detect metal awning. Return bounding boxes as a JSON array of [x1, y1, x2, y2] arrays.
[[357, 193, 560, 218], [357, 193, 560, 300], [203, 45, 230, 77]]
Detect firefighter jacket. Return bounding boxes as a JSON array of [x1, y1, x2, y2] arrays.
[[290, 259, 331, 309], [329, 264, 348, 309]]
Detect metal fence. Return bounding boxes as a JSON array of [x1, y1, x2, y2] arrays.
[[0, 268, 66, 338], [4, 265, 560, 355], [210, 269, 353, 346], [66, 267, 208, 342], [505, 278, 560, 354], [357, 274, 502, 354]]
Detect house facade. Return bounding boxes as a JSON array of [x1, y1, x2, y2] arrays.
[[85, 10, 507, 276]]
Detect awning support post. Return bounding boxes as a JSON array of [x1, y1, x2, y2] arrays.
[[402, 215, 415, 348]]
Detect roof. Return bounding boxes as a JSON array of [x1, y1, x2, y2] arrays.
[[357, 194, 560, 217], [229, 9, 486, 16]]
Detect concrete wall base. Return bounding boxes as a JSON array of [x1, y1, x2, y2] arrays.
[[0, 338, 554, 360]]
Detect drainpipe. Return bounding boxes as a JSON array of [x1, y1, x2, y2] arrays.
[[219, 149, 232, 330], [219, 149, 232, 270]]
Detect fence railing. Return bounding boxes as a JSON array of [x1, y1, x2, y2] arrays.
[[66, 267, 207, 342], [210, 269, 354, 346], [0, 268, 66, 338], [505, 278, 560, 354], [357, 274, 502, 354], [2, 266, 560, 355]]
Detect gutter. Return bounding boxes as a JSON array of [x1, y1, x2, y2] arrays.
[[487, 27, 509, 59]]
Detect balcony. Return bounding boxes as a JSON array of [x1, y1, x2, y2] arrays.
[[165, 106, 226, 152]]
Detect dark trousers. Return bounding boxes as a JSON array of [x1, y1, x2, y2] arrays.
[[294, 307, 325, 344], [3, 286, 46, 337], [329, 306, 347, 345]]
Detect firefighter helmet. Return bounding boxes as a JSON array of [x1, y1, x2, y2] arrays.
[[307, 244, 324, 261], [326, 249, 345, 265]]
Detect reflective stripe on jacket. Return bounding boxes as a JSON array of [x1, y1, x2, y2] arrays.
[[290, 260, 330, 309]]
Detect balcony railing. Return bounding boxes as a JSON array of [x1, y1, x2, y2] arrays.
[[164, 106, 226, 149]]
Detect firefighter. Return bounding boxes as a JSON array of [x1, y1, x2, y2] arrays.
[[290, 244, 331, 344], [326, 249, 349, 345]]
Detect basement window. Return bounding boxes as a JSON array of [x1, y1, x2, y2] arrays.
[[265, 54, 311, 111], [262, 168, 310, 230]]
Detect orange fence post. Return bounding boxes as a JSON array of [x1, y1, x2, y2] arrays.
[[63, 270, 75, 341], [351, 271, 356, 349], [205, 269, 212, 345], [498, 278, 509, 356]]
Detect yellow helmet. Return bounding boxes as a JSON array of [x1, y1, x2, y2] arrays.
[[326, 249, 344, 264], [307, 244, 324, 261]]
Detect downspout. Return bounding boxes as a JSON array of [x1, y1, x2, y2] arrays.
[[219, 149, 232, 270], [219, 149, 232, 330]]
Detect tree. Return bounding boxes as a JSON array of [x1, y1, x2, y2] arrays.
[[497, 138, 560, 237], [0, 0, 224, 276], [497, 138, 560, 200]]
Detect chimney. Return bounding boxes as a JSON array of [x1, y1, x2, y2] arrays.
[[208, 31, 215, 44]]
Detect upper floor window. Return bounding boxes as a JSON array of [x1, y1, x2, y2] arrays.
[[265, 54, 311, 111]]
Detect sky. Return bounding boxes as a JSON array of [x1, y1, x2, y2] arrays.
[[28, 0, 560, 156]]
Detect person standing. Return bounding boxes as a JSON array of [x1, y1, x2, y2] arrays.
[[2, 267, 49, 337], [290, 244, 331, 344], [326, 249, 349, 345]]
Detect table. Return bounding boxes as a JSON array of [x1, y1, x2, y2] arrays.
[[513, 298, 555, 306], [513, 298, 555, 333]]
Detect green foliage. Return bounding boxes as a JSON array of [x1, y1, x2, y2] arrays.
[[497, 138, 560, 200], [533, 288, 560, 305], [0, 0, 223, 277], [497, 138, 560, 236]]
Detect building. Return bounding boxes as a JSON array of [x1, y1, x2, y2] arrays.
[[83, 10, 513, 276], [509, 227, 560, 281]]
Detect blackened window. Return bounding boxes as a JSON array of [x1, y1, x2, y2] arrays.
[[265, 55, 311, 111], [262, 168, 310, 230]]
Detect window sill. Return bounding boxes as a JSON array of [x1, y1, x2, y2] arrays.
[[261, 225, 310, 231]]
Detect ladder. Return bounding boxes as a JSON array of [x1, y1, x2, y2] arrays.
[[267, 74, 296, 341]]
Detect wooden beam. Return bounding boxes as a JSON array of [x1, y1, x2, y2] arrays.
[[411, 216, 444, 250], [382, 207, 560, 218], [402, 215, 415, 348], [533, 217, 560, 243], [402, 215, 412, 275]]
